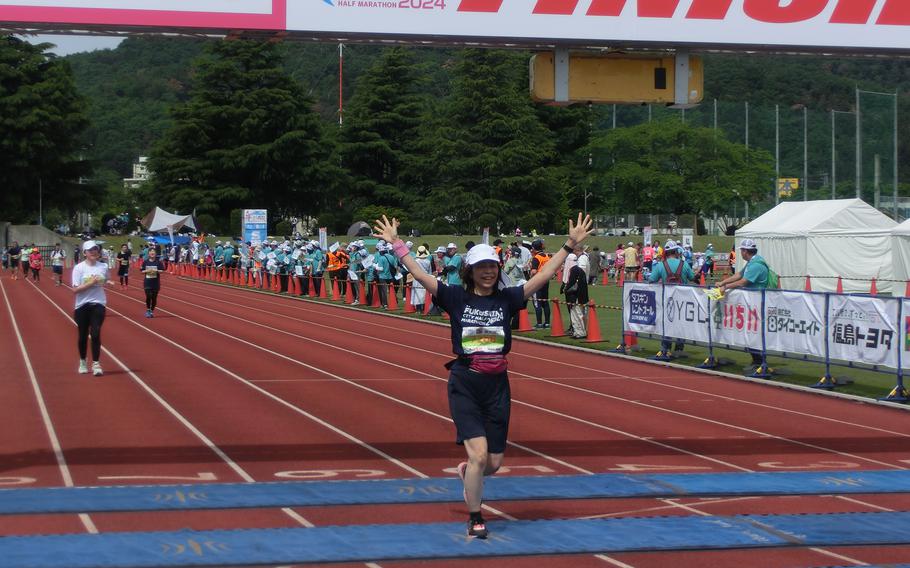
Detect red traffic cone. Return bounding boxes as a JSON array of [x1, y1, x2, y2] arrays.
[[308, 276, 316, 297], [624, 331, 639, 350], [516, 308, 533, 332], [345, 280, 354, 304], [585, 301, 605, 343], [387, 283, 399, 310], [836, 276, 843, 294], [359, 280, 367, 305], [617, 269, 624, 287], [239, 270, 246, 286], [601, 268, 608, 286], [319, 277, 328, 298], [292, 275, 300, 295], [870, 278, 878, 296], [804, 275, 812, 291], [549, 298, 567, 337], [331, 278, 340, 301], [699, 272, 706, 286], [637, 269, 644, 282], [404, 284, 416, 313], [423, 293, 433, 315], [905, 280, 910, 298]]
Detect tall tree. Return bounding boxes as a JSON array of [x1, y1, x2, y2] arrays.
[[148, 39, 341, 230], [338, 47, 427, 222], [417, 49, 568, 234], [587, 120, 774, 215], [0, 36, 92, 223]]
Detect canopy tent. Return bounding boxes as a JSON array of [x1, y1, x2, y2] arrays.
[[140, 207, 197, 234], [735, 199, 897, 293], [893, 218, 910, 296]]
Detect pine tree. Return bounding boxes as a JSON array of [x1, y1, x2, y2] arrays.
[[148, 40, 341, 229], [0, 36, 92, 223], [338, 47, 427, 223], [418, 49, 567, 234]]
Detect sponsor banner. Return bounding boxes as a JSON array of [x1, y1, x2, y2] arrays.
[[623, 282, 660, 334], [764, 290, 826, 358], [828, 295, 900, 369], [663, 285, 710, 344], [242, 209, 267, 247], [711, 288, 763, 350], [3, 0, 910, 52], [902, 299, 910, 368]]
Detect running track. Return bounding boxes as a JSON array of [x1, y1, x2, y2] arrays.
[[3, 270, 910, 567]]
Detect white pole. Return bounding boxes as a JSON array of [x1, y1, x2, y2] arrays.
[[804, 106, 808, 201], [895, 89, 899, 220], [831, 110, 836, 199], [856, 87, 862, 199], [775, 104, 780, 205]]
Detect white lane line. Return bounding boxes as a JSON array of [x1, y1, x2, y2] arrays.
[[136, 287, 749, 474], [158, 285, 901, 473], [182, 281, 910, 441], [28, 281, 315, 527], [0, 278, 97, 534]]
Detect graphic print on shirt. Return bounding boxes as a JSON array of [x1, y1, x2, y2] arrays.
[[461, 306, 506, 354]]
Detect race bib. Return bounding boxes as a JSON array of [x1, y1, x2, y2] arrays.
[[461, 326, 505, 355]]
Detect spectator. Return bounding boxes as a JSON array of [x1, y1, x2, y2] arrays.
[[623, 241, 639, 280], [564, 244, 589, 339], [649, 240, 695, 358], [530, 239, 552, 329], [411, 246, 432, 313], [703, 243, 715, 276], [588, 247, 601, 285], [716, 239, 771, 371], [443, 243, 463, 286]]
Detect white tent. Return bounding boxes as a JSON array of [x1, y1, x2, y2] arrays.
[[140, 207, 197, 233], [893, 218, 910, 296], [735, 199, 896, 293]]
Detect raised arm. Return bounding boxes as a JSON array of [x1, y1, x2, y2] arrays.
[[373, 215, 438, 297], [523, 213, 594, 300]]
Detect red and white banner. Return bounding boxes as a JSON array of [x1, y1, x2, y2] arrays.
[[710, 288, 763, 351], [2, 0, 909, 52]]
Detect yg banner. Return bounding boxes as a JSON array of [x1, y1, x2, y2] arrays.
[[828, 295, 900, 369], [663, 285, 710, 344], [764, 291, 826, 358], [710, 288, 764, 351]]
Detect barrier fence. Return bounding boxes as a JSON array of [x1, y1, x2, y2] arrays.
[[619, 282, 909, 402]]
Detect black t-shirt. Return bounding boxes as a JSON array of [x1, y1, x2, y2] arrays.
[[434, 282, 525, 357], [141, 259, 165, 289], [8, 246, 21, 261], [117, 252, 131, 267]]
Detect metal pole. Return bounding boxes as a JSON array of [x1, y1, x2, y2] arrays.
[[775, 104, 780, 205], [714, 98, 717, 132], [338, 43, 344, 127], [745, 101, 749, 148], [38, 178, 43, 226], [831, 110, 836, 199], [648, 104, 652, 123], [804, 106, 808, 201], [856, 87, 862, 199], [895, 89, 899, 220], [612, 104, 617, 129]]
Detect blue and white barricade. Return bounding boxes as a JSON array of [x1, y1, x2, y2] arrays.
[[619, 282, 908, 402]]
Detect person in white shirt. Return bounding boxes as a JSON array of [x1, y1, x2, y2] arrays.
[[50, 243, 66, 286], [71, 241, 110, 376]]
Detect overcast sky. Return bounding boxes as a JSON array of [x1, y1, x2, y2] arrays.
[[28, 34, 123, 56]]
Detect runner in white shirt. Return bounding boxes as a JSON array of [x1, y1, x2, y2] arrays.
[[71, 240, 110, 376], [50, 243, 66, 286]]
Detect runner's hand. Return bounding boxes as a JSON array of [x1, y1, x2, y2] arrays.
[[372, 215, 399, 243], [567, 213, 595, 246]]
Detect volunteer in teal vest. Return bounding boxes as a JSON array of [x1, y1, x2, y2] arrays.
[[649, 240, 695, 359], [716, 238, 771, 369]]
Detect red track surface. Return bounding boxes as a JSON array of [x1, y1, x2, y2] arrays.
[[3, 269, 910, 567]]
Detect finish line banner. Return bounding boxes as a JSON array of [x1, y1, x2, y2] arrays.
[[3, 0, 910, 53]]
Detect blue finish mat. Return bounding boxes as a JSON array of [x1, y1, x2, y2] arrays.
[[1, 469, 909, 515], [3, 511, 910, 567]]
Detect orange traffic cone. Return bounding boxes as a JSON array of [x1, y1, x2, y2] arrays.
[[307, 276, 316, 297], [517, 309, 533, 332], [905, 280, 910, 298], [359, 280, 367, 305], [637, 269, 643, 282], [387, 283, 399, 310], [585, 301, 605, 343], [331, 279, 340, 301], [319, 277, 328, 298], [291, 275, 300, 295], [371, 283, 381, 307], [804, 275, 812, 291], [617, 270, 624, 287], [870, 278, 878, 296], [836, 276, 843, 294], [423, 294, 433, 315], [404, 284, 416, 313], [239, 270, 246, 286], [345, 280, 354, 304], [549, 298, 567, 337], [699, 272, 706, 286], [623, 331, 639, 350], [601, 268, 608, 286]]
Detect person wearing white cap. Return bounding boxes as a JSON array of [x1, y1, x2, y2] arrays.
[[649, 240, 695, 359], [715, 238, 772, 371], [443, 242, 462, 287], [373, 212, 594, 540], [703, 242, 715, 278], [71, 240, 111, 376], [213, 240, 225, 272]]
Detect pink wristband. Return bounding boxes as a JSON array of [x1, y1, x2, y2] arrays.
[[391, 240, 409, 259]]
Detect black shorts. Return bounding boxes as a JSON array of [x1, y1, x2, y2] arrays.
[[447, 364, 511, 454], [9, 260, 18, 269], [118, 265, 129, 276], [52, 266, 63, 274]]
